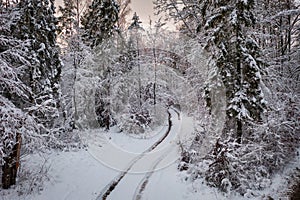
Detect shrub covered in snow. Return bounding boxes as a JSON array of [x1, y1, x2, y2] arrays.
[[184, 109, 300, 196]]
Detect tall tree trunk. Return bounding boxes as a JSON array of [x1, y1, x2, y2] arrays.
[[153, 47, 157, 107], [136, 37, 142, 109], [236, 118, 243, 144], [236, 12, 243, 143], [72, 49, 78, 129]]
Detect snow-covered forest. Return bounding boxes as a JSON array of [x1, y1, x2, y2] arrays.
[[0, 0, 299, 199]]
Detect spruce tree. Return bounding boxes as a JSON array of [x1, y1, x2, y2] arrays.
[[201, 0, 266, 142], [58, 0, 76, 37], [81, 0, 119, 48], [57, 0, 90, 38], [0, 4, 41, 188], [12, 0, 62, 129], [128, 12, 143, 109], [80, 0, 119, 128], [128, 12, 143, 30]]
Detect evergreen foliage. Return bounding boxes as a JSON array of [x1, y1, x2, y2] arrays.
[[58, 0, 76, 37], [200, 0, 266, 140], [0, 2, 45, 188], [11, 0, 62, 129], [81, 0, 119, 47], [128, 12, 143, 30], [154, 0, 299, 196]]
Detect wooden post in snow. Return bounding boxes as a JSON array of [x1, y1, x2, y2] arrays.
[[2, 133, 21, 189]]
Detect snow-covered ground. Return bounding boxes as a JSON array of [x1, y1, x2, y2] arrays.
[[1, 110, 299, 200]]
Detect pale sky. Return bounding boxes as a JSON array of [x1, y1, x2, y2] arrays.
[[130, 0, 175, 30], [55, 0, 156, 22], [130, 0, 156, 25], [55, 0, 172, 29]]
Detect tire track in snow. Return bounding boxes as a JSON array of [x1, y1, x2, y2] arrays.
[[133, 146, 174, 200], [133, 109, 181, 200], [97, 110, 173, 200]]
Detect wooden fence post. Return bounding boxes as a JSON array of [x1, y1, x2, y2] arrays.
[[1, 133, 21, 189]]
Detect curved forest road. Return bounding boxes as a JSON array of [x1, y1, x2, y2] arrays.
[[90, 109, 185, 200]]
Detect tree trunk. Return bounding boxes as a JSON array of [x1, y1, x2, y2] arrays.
[[137, 38, 142, 109], [236, 16, 243, 144], [153, 47, 157, 107], [2, 133, 21, 189], [236, 119, 243, 144]]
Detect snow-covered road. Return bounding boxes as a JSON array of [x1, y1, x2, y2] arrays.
[[94, 109, 184, 200]]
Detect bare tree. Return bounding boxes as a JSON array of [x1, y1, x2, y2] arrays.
[[117, 0, 131, 30]]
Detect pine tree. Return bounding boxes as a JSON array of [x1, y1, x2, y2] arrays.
[[81, 0, 119, 47], [201, 0, 266, 142]]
